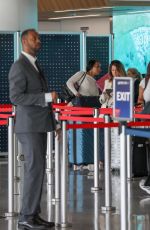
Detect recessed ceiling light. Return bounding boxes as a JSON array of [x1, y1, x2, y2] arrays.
[[54, 7, 113, 13], [128, 10, 150, 14], [48, 14, 102, 20]]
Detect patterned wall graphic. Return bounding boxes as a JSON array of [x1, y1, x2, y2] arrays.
[[114, 14, 150, 74], [38, 34, 81, 94], [0, 33, 14, 152], [87, 36, 111, 79]]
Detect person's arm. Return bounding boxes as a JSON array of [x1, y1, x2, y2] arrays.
[[66, 71, 85, 96], [137, 79, 145, 105], [99, 80, 110, 104]]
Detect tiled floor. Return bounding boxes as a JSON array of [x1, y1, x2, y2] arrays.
[[0, 158, 150, 230]]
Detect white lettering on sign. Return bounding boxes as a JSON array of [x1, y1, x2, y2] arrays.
[[118, 81, 129, 85], [117, 92, 130, 101]]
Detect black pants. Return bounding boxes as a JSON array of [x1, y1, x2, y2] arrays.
[[16, 133, 47, 221]]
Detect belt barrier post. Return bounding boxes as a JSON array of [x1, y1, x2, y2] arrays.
[[60, 120, 71, 228], [13, 134, 20, 196], [12, 105, 20, 197], [5, 117, 17, 217], [102, 115, 116, 212], [13, 133, 18, 194], [94, 192, 99, 230], [105, 212, 111, 230], [47, 195, 54, 222], [127, 135, 132, 180], [53, 99, 61, 202], [128, 181, 132, 230], [55, 201, 61, 227], [72, 122, 77, 170], [120, 124, 128, 230], [46, 132, 54, 186], [91, 108, 101, 192], [7, 217, 15, 230], [17, 141, 24, 196]]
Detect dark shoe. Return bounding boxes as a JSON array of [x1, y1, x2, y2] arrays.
[[35, 215, 55, 228], [18, 219, 46, 229]]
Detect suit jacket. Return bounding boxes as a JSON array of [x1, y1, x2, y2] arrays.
[[9, 54, 56, 133]]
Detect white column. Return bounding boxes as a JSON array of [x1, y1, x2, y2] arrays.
[[0, 0, 38, 31]]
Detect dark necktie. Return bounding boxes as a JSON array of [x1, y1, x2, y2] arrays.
[[34, 60, 48, 92], [35, 60, 44, 76]]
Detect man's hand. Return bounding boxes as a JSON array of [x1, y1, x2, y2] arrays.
[[51, 91, 58, 103], [55, 128, 61, 140]]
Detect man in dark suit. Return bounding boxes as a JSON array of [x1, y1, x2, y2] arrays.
[[9, 29, 59, 229]]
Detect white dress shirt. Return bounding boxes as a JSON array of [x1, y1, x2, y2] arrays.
[[21, 51, 52, 103]]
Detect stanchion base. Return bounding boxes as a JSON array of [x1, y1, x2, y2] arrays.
[[57, 222, 72, 228], [101, 206, 116, 212], [5, 212, 18, 217], [91, 187, 102, 192]]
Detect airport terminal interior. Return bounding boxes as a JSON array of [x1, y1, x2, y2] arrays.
[[0, 0, 150, 230]]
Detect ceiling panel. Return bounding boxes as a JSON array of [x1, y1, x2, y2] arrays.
[[38, 0, 150, 21], [38, 0, 108, 12]]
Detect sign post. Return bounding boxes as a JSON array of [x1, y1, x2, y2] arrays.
[[113, 77, 133, 230]]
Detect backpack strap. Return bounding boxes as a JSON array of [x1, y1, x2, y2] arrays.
[[78, 72, 86, 88]]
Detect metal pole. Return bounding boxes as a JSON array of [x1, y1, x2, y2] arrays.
[[55, 201, 61, 227], [91, 108, 101, 192], [94, 192, 99, 230], [60, 120, 71, 228], [13, 133, 19, 196], [54, 102, 61, 202], [47, 185, 54, 221], [7, 217, 15, 230], [17, 141, 23, 197], [46, 132, 54, 186], [127, 135, 132, 180], [128, 181, 132, 230], [120, 124, 128, 230], [5, 117, 17, 217], [72, 122, 77, 170], [105, 212, 111, 230], [102, 115, 116, 212]]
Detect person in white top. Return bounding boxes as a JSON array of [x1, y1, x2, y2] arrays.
[[67, 60, 104, 168], [138, 62, 150, 104], [66, 60, 101, 98], [100, 60, 126, 108], [138, 63, 150, 194]]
